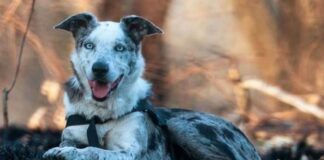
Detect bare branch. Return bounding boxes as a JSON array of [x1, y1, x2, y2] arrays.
[[240, 79, 324, 119], [2, 0, 36, 127]]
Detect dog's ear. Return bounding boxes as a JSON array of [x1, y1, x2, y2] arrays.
[[121, 15, 163, 44], [54, 12, 98, 38]]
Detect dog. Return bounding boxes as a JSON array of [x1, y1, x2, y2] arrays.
[[43, 12, 261, 160]]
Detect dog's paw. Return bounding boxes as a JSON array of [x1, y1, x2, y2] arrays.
[[43, 147, 80, 160]]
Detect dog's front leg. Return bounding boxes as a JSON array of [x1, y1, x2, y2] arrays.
[[43, 130, 145, 160], [59, 125, 90, 148], [43, 146, 139, 160], [81, 147, 138, 160], [44, 112, 148, 160]]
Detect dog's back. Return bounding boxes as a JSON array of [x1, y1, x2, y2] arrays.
[[152, 108, 261, 160]]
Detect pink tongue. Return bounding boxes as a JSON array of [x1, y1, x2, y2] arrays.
[[89, 81, 111, 99]]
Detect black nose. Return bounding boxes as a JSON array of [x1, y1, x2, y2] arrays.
[[92, 61, 109, 77]]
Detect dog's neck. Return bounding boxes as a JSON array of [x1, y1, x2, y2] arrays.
[[63, 76, 151, 120]]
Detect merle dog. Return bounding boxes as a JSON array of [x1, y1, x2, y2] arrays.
[[43, 12, 261, 160]]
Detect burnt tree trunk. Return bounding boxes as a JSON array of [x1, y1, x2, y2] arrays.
[[232, 0, 324, 102]]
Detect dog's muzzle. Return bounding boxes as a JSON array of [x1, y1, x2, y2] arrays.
[[89, 61, 123, 101], [92, 61, 109, 82]]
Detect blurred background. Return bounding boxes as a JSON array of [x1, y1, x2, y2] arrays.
[[1, 0, 324, 156]]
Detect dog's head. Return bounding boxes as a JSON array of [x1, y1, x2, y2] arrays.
[[55, 13, 162, 102]]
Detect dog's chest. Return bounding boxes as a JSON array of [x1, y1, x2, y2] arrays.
[[64, 92, 138, 121], [62, 112, 146, 149]]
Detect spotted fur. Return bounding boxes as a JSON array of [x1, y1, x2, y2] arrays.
[[43, 12, 261, 160]]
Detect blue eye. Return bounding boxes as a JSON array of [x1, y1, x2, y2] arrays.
[[84, 42, 95, 50], [114, 44, 126, 52]]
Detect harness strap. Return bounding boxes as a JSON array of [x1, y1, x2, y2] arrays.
[[66, 115, 109, 148], [66, 114, 108, 126], [133, 99, 176, 159], [87, 116, 100, 147], [132, 98, 166, 125]]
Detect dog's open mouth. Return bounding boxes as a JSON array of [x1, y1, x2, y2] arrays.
[[88, 75, 123, 101]]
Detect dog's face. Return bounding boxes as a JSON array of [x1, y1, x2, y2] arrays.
[[55, 13, 162, 102]]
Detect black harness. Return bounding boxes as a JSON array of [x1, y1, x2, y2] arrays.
[[66, 115, 106, 147], [65, 98, 167, 148], [65, 98, 192, 159]]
